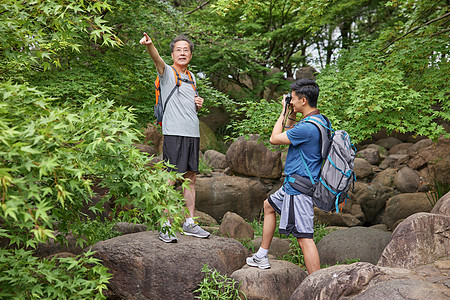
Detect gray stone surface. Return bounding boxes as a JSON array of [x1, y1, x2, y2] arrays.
[[290, 262, 381, 300], [250, 236, 291, 259], [394, 166, 420, 193], [381, 193, 432, 229], [354, 158, 373, 180], [195, 175, 269, 221], [357, 148, 380, 165], [376, 137, 402, 150], [349, 182, 394, 225], [431, 191, 450, 216], [317, 227, 392, 265], [226, 134, 282, 179], [203, 149, 228, 170], [91, 231, 249, 300], [219, 211, 254, 240], [378, 212, 450, 269], [232, 260, 307, 300], [353, 279, 449, 300]]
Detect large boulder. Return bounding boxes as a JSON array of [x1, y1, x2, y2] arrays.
[[314, 210, 364, 227], [226, 135, 282, 179], [349, 182, 395, 225], [203, 149, 227, 170], [376, 137, 402, 150], [113, 222, 147, 235], [295, 66, 318, 80], [379, 154, 408, 170], [406, 138, 433, 155], [354, 158, 373, 181], [406, 137, 450, 185], [249, 236, 291, 259], [357, 148, 380, 165], [35, 233, 84, 257], [143, 123, 163, 153], [290, 262, 450, 300], [394, 166, 421, 193], [381, 193, 432, 229], [195, 175, 269, 221], [199, 107, 230, 134], [431, 191, 450, 215], [371, 168, 397, 188], [365, 144, 388, 157], [317, 227, 392, 265], [91, 231, 249, 300], [353, 278, 449, 300], [232, 260, 307, 300], [388, 142, 414, 154], [199, 120, 219, 151], [378, 212, 450, 269], [219, 211, 254, 240], [290, 262, 381, 299]]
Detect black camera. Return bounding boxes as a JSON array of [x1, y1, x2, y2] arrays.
[[284, 93, 292, 106]]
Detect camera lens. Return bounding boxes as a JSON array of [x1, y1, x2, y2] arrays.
[[285, 94, 292, 105]]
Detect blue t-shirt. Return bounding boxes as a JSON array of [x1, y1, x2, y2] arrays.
[[284, 115, 326, 195]]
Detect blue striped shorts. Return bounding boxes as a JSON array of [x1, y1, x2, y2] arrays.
[[268, 187, 314, 239]]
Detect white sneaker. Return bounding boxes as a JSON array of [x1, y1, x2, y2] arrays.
[[182, 223, 210, 238], [158, 231, 177, 243], [246, 254, 271, 269]]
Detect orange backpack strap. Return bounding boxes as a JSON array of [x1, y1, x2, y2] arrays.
[[154, 66, 183, 126], [154, 76, 161, 105], [170, 66, 181, 87], [187, 71, 198, 97]]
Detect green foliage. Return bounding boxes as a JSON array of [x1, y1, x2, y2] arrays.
[[426, 180, 450, 208], [0, 249, 111, 299], [0, 82, 187, 296], [19, 0, 236, 128], [198, 157, 213, 175], [194, 264, 246, 300], [0, 0, 121, 73], [225, 99, 282, 143], [318, 42, 448, 142], [0, 82, 186, 244], [75, 219, 123, 246], [282, 223, 335, 268]]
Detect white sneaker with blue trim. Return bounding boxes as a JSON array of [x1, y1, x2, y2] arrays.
[[246, 254, 271, 269]]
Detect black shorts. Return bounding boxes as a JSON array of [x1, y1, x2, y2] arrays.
[[163, 135, 200, 173]]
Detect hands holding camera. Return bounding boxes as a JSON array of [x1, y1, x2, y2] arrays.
[[282, 93, 294, 117]]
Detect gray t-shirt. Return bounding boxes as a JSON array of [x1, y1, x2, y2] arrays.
[[159, 63, 200, 137]]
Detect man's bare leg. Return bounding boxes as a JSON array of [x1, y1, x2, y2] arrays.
[[260, 199, 277, 250], [181, 171, 210, 238], [183, 171, 196, 219], [246, 199, 275, 269], [297, 237, 320, 274]]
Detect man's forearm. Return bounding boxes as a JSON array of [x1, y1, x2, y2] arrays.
[[269, 110, 296, 145], [146, 44, 165, 74], [272, 113, 285, 137], [284, 112, 297, 129]]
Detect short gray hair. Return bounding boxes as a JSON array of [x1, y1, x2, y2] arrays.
[[170, 35, 194, 53]]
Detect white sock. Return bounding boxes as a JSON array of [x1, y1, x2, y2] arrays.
[[255, 247, 269, 258], [163, 220, 171, 228], [185, 218, 195, 225]]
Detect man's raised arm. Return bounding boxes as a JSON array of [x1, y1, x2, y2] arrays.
[[140, 33, 166, 75]]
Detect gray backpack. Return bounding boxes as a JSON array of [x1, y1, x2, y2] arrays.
[[287, 115, 356, 213]]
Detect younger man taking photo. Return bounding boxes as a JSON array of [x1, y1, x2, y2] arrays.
[[246, 79, 325, 274]]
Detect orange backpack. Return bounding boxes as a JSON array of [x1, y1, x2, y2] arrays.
[[154, 66, 197, 125]]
